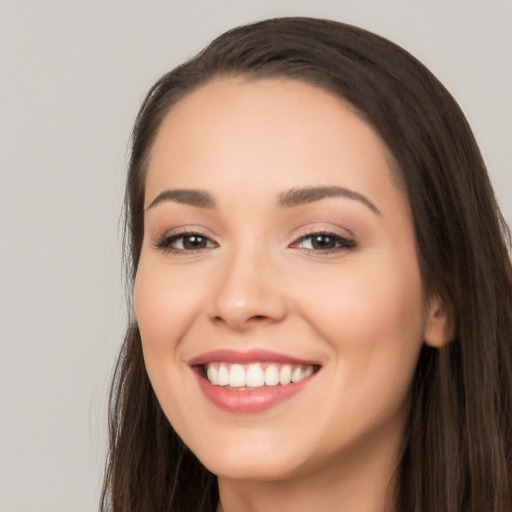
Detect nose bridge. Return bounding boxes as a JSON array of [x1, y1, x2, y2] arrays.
[[209, 236, 286, 329]]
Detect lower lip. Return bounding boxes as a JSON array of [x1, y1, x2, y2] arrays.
[[194, 370, 316, 413]]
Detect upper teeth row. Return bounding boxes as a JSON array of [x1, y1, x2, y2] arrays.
[[205, 362, 314, 388]]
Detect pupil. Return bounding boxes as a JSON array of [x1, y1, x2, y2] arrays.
[[184, 235, 206, 249], [312, 235, 335, 249]]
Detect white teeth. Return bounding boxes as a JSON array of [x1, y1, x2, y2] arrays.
[[264, 365, 280, 386], [291, 366, 303, 383], [229, 364, 246, 387], [217, 364, 230, 386], [279, 364, 292, 385], [246, 364, 265, 387], [302, 366, 314, 379], [204, 362, 316, 388], [207, 365, 218, 385]]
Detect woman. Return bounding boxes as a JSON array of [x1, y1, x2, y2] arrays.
[[101, 17, 512, 512]]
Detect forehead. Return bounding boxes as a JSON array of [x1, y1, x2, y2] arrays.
[[145, 77, 403, 207]]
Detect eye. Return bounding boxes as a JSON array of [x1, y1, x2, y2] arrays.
[[292, 232, 356, 253], [155, 232, 217, 254]]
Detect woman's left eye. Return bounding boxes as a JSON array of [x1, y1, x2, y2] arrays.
[[292, 232, 356, 253]]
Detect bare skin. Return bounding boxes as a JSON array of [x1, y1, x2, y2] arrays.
[[135, 77, 451, 512], [216, 418, 403, 512]]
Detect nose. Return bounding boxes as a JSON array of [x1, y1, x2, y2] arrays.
[[208, 245, 287, 330]]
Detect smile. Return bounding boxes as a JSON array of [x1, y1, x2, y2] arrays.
[[190, 349, 321, 413], [205, 362, 315, 388]]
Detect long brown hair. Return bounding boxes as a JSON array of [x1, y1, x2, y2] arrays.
[[100, 17, 512, 512]]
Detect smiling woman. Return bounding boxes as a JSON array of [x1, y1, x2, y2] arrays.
[[100, 18, 512, 512]]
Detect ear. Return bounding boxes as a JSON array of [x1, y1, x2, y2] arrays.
[[424, 294, 454, 348]]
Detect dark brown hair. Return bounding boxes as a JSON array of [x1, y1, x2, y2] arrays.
[[101, 17, 512, 512]]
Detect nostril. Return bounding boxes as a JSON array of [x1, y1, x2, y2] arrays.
[[212, 313, 271, 329]]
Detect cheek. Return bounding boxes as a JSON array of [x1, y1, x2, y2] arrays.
[[294, 254, 426, 382], [134, 258, 204, 359], [133, 257, 208, 429], [287, 256, 426, 452]]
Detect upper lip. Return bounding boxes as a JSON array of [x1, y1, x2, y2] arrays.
[[188, 349, 321, 366]]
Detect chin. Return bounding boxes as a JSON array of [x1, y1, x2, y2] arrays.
[[186, 427, 310, 482], [203, 452, 302, 482]]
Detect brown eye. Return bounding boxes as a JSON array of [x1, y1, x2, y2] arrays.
[[310, 234, 337, 250], [155, 232, 217, 254], [293, 232, 356, 253], [181, 234, 209, 250]]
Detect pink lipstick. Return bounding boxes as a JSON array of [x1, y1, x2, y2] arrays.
[[190, 349, 320, 413]]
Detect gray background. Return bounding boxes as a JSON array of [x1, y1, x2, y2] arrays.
[[1, 1, 510, 510]]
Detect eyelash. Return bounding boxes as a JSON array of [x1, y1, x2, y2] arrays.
[[291, 231, 357, 253], [154, 231, 217, 255], [154, 230, 357, 255]]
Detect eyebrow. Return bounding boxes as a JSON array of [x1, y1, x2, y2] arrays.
[[145, 185, 380, 214], [145, 189, 216, 210], [278, 186, 380, 214]]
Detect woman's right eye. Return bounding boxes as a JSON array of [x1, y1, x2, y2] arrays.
[[155, 232, 217, 254]]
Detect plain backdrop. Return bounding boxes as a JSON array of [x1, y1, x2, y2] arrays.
[[0, 1, 510, 510]]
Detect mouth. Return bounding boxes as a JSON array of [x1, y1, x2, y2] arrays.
[[189, 349, 321, 412], [199, 361, 319, 389]]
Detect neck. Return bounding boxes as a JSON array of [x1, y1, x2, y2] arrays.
[[216, 425, 404, 512]]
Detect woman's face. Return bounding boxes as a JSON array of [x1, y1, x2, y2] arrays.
[[135, 77, 447, 482]]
